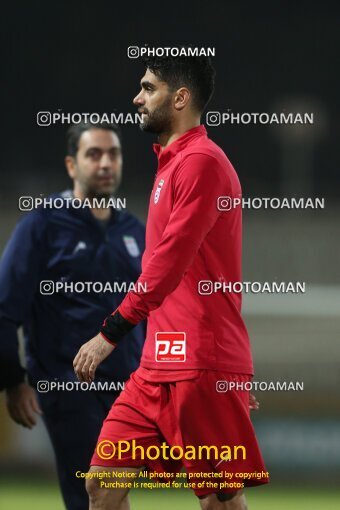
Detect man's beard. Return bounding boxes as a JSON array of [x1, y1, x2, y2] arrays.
[[78, 175, 119, 201], [139, 97, 173, 134]]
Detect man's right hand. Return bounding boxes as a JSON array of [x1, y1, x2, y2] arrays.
[[6, 383, 43, 429]]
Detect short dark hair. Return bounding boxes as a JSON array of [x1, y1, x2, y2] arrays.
[[141, 54, 216, 113], [66, 122, 121, 157]]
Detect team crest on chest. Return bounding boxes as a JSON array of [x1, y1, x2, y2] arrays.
[[154, 179, 165, 204], [123, 236, 140, 257]]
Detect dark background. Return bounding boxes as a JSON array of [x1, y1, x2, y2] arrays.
[[2, 1, 339, 201]]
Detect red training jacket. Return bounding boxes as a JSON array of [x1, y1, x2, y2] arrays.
[[119, 125, 253, 374]]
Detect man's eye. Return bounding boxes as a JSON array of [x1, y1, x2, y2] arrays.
[[87, 149, 102, 160], [109, 149, 120, 159]]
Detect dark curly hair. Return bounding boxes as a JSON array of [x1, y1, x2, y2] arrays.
[[141, 53, 216, 113]]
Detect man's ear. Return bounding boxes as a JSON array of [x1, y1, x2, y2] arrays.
[[65, 156, 77, 179], [174, 87, 191, 111]]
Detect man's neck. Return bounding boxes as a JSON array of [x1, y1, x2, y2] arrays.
[[73, 189, 112, 221], [91, 207, 112, 221], [158, 118, 201, 149]]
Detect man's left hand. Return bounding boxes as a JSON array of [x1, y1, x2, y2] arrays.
[[73, 333, 115, 383]]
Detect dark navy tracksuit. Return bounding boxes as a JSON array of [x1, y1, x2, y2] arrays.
[[0, 191, 145, 510]]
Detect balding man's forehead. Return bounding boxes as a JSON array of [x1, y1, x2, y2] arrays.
[[78, 129, 121, 150]]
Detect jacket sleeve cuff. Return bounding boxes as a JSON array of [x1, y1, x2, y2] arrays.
[[99, 332, 117, 347], [100, 309, 136, 345], [0, 363, 26, 391]]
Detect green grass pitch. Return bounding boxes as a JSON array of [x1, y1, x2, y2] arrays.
[[0, 482, 339, 510]]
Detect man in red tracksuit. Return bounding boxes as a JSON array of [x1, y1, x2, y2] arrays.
[[74, 54, 268, 510]]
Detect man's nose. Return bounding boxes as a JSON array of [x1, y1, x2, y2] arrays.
[[133, 91, 144, 105], [99, 152, 112, 168]]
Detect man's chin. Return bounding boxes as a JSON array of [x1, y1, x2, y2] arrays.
[[139, 122, 161, 134], [89, 188, 116, 200]]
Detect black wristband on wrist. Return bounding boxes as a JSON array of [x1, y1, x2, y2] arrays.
[[100, 310, 136, 344]]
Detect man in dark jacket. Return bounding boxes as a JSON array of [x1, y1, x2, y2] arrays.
[[0, 122, 145, 510]]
